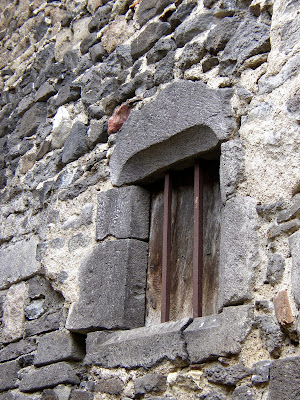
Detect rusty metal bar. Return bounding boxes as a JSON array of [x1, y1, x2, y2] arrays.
[[193, 162, 204, 318], [161, 172, 172, 323]]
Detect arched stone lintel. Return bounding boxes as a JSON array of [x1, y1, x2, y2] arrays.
[[110, 80, 235, 186]]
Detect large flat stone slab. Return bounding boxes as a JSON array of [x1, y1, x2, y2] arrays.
[[96, 186, 150, 240], [19, 362, 80, 392], [34, 330, 85, 366], [218, 196, 258, 309], [0, 237, 41, 289], [110, 80, 235, 186], [66, 239, 148, 332], [184, 305, 252, 364], [85, 318, 190, 368]]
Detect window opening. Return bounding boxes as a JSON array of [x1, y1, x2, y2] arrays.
[[146, 159, 221, 325]]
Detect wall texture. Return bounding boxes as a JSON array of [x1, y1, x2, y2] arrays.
[[0, 0, 299, 399]]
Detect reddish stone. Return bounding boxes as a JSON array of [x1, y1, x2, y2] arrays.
[[108, 104, 131, 134], [274, 290, 294, 326]]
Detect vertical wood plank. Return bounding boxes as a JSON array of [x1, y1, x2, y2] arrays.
[[161, 172, 172, 323], [193, 162, 204, 318]]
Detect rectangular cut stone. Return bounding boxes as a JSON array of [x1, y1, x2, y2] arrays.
[[0, 338, 37, 363], [218, 196, 258, 309], [0, 360, 20, 391], [289, 231, 300, 306], [269, 356, 300, 400], [0, 237, 41, 289], [19, 362, 80, 392], [66, 239, 148, 332], [85, 318, 190, 368], [96, 186, 150, 241], [34, 330, 85, 366], [184, 305, 252, 364]]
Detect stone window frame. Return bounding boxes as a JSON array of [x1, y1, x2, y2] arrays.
[[67, 80, 257, 367]]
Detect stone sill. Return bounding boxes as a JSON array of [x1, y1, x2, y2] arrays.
[[85, 305, 252, 369]]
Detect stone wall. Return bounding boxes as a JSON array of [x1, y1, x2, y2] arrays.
[[0, 0, 299, 399]]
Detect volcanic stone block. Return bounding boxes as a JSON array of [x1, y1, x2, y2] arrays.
[[174, 12, 215, 47], [220, 139, 245, 202], [0, 338, 37, 363], [18, 103, 47, 138], [184, 305, 252, 363], [96, 186, 150, 241], [204, 364, 251, 386], [289, 231, 300, 306], [135, 373, 167, 396], [220, 13, 270, 74], [204, 15, 242, 55], [19, 362, 80, 392], [131, 21, 171, 61], [134, 0, 175, 27], [218, 196, 258, 309], [169, 0, 197, 29], [0, 237, 41, 289], [0, 360, 20, 391], [269, 357, 300, 400], [35, 82, 57, 102], [110, 80, 235, 186], [85, 318, 190, 368], [66, 239, 148, 332], [62, 121, 88, 164], [34, 330, 85, 366]]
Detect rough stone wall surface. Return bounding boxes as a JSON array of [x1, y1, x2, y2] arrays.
[[0, 0, 299, 399]]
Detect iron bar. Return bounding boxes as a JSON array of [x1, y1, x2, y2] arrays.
[[161, 172, 172, 323], [193, 162, 204, 318]]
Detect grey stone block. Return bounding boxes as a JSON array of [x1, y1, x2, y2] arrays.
[[146, 38, 176, 64], [89, 43, 106, 64], [255, 315, 283, 357], [154, 51, 175, 85], [169, 1, 197, 29], [178, 41, 206, 71], [95, 377, 123, 395], [232, 385, 256, 400], [277, 193, 300, 223], [269, 357, 300, 400], [35, 82, 57, 102], [0, 360, 20, 391], [110, 80, 235, 186], [86, 119, 108, 149], [135, 373, 167, 396], [24, 310, 63, 337], [80, 33, 98, 54], [266, 253, 285, 285], [252, 360, 272, 385], [19, 362, 80, 392], [220, 139, 245, 202], [62, 121, 88, 164], [96, 186, 150, 241], [289, 231, 300, 306], [0, 338, 37, 363], [135, 0, 174, 27], [131, 21, 171, 61], [66, 239, 148, 332], [204, 16, 242, 55], [69, 390, 94, 400], [184, 305, 252, 363], [174, 12, 215, 47], [17, 103, 47, 138], [34, 330, 85, 366], [220, 13, 270, 74], [204, 364, 251, 386], [0, 237, 41, 289], [85, 318, 190, 368], [218, 196, 258, 309]]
